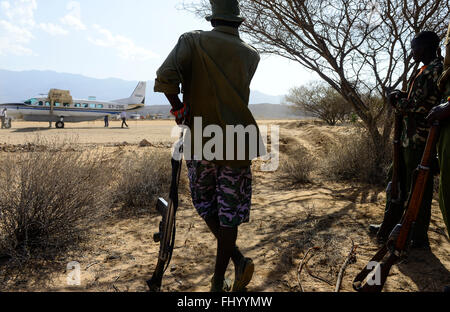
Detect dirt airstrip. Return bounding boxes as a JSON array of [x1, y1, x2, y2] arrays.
[[0, 119, 449, 292]]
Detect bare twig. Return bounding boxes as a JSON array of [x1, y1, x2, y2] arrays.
[[297, 246, 320, 292], [305, 263, 334, 286], [335, 239, 358, 292], [86, 261, 99, 270], [112, 275, 121, 292], [184, 223, 194, 246]]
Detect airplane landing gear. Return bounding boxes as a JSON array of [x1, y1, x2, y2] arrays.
[[55, 117, 65, 129]]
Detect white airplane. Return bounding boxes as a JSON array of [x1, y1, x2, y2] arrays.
[[0, 81, 146, 129]]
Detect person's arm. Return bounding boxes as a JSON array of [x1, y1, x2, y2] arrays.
[[387, 90, 407, 109], [165, 94, 183, 111], [154, 34, 192, 99], [427, 101, 450, 123], [154, 34, 192, 124]]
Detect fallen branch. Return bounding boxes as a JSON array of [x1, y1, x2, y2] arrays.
[[335, 239, 357, 292], [297, 246, 320, 292], [305, 263, 333, 286], [86, 261, 99, 270], [112, 275, 121, 292]]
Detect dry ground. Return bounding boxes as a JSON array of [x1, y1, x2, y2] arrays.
[[0, 119, 449, 292]]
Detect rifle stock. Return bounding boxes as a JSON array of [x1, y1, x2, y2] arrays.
[[353, 123, 440, 292], [395, 123, 440, 250]]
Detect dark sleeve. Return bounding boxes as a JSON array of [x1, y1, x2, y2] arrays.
[[154, 34, 192, 94]]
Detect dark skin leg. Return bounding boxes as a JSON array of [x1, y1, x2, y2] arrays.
[[165, 93, 245, 280], [165, 94, 183, 110], [205, 216, 244, 267], [214, 226, 239, 282]]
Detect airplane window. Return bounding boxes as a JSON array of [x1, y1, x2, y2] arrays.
[[63, 103, 70, 107], [96, 104, 104, 108], [24, 100, 32, 105], [38, 101, 44, 106], [30, 98, 38, 105], [89, 103, 96, 109], [83, 103, 89, 108], [74, 103, 81, 108], [54, 102, 61, 107], [45, 102, 50, 106]]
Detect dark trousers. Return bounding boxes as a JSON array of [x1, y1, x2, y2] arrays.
[[121, 118, 128, 128], [379, 144, 434, 242]]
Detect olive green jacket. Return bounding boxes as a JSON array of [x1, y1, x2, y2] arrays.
[[155, 26, 264, 167]]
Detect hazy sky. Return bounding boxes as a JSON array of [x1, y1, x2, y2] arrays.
[[0, 0, 316, 96]]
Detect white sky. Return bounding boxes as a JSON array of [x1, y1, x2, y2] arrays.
[[0, 0, 316, 96]]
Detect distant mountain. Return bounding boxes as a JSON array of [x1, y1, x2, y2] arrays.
[[0, 69, 283, 105]]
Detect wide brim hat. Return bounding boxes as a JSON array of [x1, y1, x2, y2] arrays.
[[205, 0, 245, 23]]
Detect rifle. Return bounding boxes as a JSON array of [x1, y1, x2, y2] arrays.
[[146, 129, 184, 292], [353, 122, 440, 292], [390, 112, 403, 203], [375, 90, 406, 239]]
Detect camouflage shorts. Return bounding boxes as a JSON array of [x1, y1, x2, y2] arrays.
[[186, 160, 252, 228]]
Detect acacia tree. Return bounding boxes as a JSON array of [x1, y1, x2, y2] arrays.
[[185, 0, 449, 158], [286, 81, 353, 125]]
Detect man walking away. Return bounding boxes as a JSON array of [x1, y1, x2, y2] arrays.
[[154, 0, 263, 292], [120, 111, 128, 128], [104, 115, 109, 127]]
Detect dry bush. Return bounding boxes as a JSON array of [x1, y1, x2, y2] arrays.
[[114, 149, 172, 214], [278, 145, 316, 185], [322, 129, 391, 185], [0, 144, 118, 263]]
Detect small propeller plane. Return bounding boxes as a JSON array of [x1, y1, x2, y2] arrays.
[[0, 81, 146, 129]]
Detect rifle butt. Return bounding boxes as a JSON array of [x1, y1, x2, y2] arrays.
[[353, 245, 397, 292], [353, 253, 398, 292], [146, 259, 165, 292]]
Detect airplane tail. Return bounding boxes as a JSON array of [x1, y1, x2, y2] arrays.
[[113, 81, 146, 105]]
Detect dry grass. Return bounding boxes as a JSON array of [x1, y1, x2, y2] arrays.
[[0, 141, 119, 264], [114, 149, 172, 215], [278, 144, 316, 185], [0, 138, 174, 265], [321, 130, 391, 185]]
